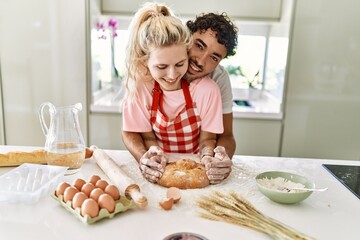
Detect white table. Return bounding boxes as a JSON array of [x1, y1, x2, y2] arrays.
[[0, 145, 359, 240]]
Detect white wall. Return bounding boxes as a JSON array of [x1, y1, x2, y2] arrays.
[[0, 0, 88, 146], [101, 0, 282, 21]]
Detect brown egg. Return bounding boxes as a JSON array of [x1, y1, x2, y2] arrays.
[[73, 178, 86, 191], [55, 182, 70, 197], [104, 184, 120, 201], [81, 183, 95, 197], [85, 147, 93, 159], [167, 187, 181, 203], [72, 192, 88, 209], [95, 179, 109, 190], [159, 198, 174, 210], [63, 186, 79, 202], [81, 198, 99, 218], [98, 193, 115, 213], [90, 188, 104, 202], [89, 175, 101, 185]]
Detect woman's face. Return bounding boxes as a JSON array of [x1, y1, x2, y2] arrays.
[[147, 44, 189, 91]]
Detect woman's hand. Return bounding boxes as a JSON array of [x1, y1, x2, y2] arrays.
[[139, 146, 168, 183], [201, 146, 232, 184]]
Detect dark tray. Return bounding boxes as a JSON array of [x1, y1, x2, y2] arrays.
[[322, 164, 360, 199]]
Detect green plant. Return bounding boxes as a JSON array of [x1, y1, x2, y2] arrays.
[[225, 65, 261, 88]]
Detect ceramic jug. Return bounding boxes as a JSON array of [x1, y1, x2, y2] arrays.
[[39, 102, 85, 169]]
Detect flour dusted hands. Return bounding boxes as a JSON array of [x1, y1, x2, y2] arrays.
[[201, 146, 232, 184], [139, 146, 168, 183]]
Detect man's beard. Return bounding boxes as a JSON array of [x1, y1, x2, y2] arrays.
[[183, 59, 206, 81], [183, 71, 197, 81]]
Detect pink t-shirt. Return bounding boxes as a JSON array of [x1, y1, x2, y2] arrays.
[[122, 76, 223, 134]]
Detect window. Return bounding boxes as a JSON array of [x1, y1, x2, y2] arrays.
[[90, 17, 289, 115]]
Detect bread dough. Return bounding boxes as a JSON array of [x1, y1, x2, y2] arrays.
[[158, 159, 209, 189]]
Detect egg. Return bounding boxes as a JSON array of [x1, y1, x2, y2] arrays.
[[95, 179, 109, 190], [98, 193, 115, 213], [81, 183, 95, 197], [90, 188, 104, 202], [73, 178, 86, 191], [105, 184, 120, 201], [159, 198, 174, 210], [166, 187, 181, 203], [63, 186, 79, 202], [72, 192, 88, 209], [55, 182, 70, 197], [89, 175, 101, 185], [85, 147, 93, 159], [81, 198, 99, 218]]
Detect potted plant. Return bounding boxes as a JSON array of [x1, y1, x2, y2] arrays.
[[225, 65, 262, 100]]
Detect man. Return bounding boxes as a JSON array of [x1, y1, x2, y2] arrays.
[[122, 12, 238, 184]]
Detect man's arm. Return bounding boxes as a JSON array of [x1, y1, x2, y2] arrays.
[[121, 131, 147, 163], [216, 113, 236, 159]]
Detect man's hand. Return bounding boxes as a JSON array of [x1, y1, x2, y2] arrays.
[[139, 146, 168, 183], [201, 146, 232, 184]]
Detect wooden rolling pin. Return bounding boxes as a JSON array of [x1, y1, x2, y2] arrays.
[[91, 146, 148, 209]]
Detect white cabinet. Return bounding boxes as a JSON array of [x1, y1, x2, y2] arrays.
[[102, 0, 282, 21], [281, 0, 360, 160], [0, 0, 88, 146], [89, 113, 125, 150], [89, 113, 282, 156], [233, 118, 282, 156]]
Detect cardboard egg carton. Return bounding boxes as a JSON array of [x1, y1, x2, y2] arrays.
[[51, 191, 135, 224]]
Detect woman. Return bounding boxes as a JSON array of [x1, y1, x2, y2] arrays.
[[122, 2, 223, 182]]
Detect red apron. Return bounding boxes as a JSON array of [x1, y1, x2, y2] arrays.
[[150, 79, 201, 153]]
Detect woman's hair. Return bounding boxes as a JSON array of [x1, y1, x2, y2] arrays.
[[186, 12, 238, 58], [124, 2, 192, 99]]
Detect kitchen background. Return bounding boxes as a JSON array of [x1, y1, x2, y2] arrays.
[[0, 0, 359, 160]]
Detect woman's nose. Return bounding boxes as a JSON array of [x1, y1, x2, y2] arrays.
[[167, 68, 178, 79]]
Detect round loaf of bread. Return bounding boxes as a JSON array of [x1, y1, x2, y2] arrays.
[[158, 159, 209, 189]]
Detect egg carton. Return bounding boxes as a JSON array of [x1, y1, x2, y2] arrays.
[[51, 192, 135, 224], [0, 163, 68, 204]]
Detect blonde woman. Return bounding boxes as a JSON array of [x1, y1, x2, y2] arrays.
[[122, 2, 225, 183]]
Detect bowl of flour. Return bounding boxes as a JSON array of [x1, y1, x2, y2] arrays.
[[255, 171, 316, 204]]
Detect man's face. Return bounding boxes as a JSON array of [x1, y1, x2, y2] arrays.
[[184, 29, 227, 81]]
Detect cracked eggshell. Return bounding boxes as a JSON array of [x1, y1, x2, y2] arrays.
[[167, 187, 181, 203], [159, 198, 174, 210]]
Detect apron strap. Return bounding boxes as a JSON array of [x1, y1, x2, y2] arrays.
[[151, 79, 194, 114], [181, 79, 193, 109], [151, 81, 163, 112]]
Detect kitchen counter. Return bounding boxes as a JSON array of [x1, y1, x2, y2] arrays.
[[0, 145, 359, 240]]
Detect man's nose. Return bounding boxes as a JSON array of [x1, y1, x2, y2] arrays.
[[196, 55, 206, 67]]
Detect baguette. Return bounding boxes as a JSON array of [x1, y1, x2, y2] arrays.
[[0, 150, 46, 167]]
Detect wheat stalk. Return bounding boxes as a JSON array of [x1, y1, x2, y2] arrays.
[[196, 191, 316, 240]]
